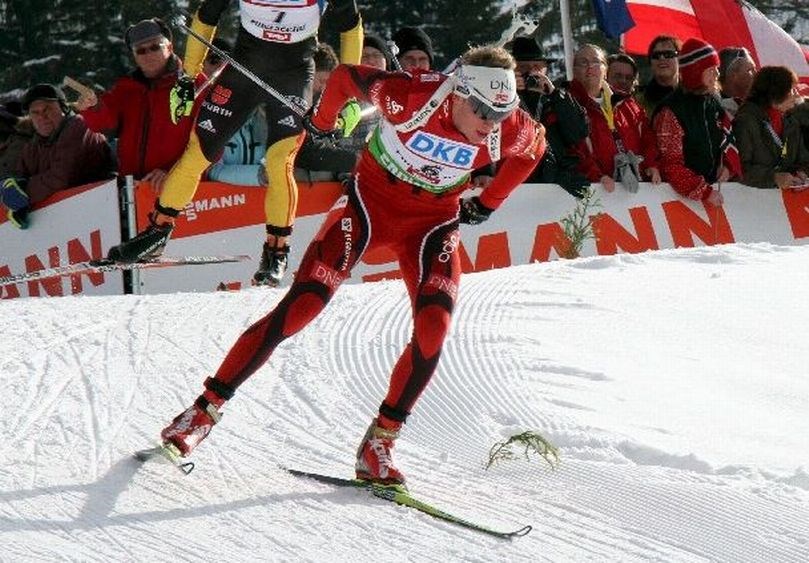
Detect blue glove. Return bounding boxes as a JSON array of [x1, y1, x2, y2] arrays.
[[6, 208, 29, 230], [0, 177, 29, 211]]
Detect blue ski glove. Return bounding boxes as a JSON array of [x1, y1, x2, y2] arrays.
[[0, 176, 29, 211], [459, 196, 493, 225], [6, 208, 29, 230]]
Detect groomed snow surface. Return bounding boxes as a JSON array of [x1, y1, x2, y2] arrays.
[[1, 242, 808, 562]]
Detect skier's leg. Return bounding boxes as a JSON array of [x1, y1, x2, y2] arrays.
[[253, 58, 314, 286], [162, 183, 371, 456], [356, 218, 461, 486]]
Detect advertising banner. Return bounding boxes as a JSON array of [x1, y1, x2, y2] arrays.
[[0, 180, 122, 300], [132, 180, 809, 294]]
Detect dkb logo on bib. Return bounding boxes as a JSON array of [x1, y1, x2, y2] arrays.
[[405, 132, 478, 169]]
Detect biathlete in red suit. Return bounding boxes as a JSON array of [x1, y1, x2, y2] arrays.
[[159, 45, 546, 487]]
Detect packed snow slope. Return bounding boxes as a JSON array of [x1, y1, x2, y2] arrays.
[[1, 242, 808, 562]]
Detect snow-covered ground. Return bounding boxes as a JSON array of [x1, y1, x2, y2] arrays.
[[1, 242, 808, 562]]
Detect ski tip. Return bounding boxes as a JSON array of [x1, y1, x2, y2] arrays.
[[510, 524, 532, 538]]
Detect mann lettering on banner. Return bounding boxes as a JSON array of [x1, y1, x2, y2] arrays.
[[1, 230, 106, 299], [662, 201, 734, 247], [781, 188, 809, 239], [593, 208, 660, 255]]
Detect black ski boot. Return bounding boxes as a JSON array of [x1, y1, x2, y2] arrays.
[[107, 211, 175, 263], [252, 242, 290, 287]]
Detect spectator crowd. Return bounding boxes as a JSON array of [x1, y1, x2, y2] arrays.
[[2, 11, 808, 235]]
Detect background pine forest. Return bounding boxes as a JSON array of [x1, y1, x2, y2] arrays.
[[1, 0, 806, 101]]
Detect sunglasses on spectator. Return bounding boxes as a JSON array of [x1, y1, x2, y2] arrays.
[[134, 42, 165, 56], [651, 50, 678, 61]]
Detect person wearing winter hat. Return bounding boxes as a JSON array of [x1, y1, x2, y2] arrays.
[[361, 34, 391, 71], [677, 37, 721, 93], [652, 38, 738, 205], [76, 17, 203, 195], [392, 26, 434, 70], [0, 83, 114, 229], [511, 36, 553, 95]]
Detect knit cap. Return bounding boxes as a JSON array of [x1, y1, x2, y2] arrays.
[[679, 37, 720, 91], [392, 27, 434, 65]]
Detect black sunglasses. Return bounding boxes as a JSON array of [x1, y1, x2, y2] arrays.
[[134, 43, 164, 56], [651, 50, 678, 61]]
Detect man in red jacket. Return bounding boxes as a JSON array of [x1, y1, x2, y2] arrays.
[[76, 18, 203, 192], [568, 44, 661, 192], [156, 45, 545, 488]]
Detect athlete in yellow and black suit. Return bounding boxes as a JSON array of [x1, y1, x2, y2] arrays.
[[107, 0, 362, 287]]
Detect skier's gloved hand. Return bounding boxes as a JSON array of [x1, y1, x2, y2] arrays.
[[0, 176, 29, 211], [302, 109, 340, 143], [169, 75, 195, 124], [336, 100, 362, 137], [459, 196, 493, 225], [6, 207, 29, 230]]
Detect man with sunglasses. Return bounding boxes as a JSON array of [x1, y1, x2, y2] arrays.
[[636, 35, 682, 115], [77, 19, 205, 193], [156, 45, 545, 487]]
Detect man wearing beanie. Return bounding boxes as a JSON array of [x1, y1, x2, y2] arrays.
[[393, 26, 434, 70], [362, 34, 392, 70], [1, 84, 114, 229], [652, 37, 740, 204]]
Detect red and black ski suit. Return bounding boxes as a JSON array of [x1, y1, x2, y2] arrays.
[[205, 65, 545, 425]]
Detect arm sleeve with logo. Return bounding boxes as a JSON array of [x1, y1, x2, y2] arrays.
[[310, 65, 410, 131], [478, 111, 546, 210]]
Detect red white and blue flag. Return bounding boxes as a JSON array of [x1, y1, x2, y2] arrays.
[[591, 0, 635, 40], [622, 0, 809, 85]]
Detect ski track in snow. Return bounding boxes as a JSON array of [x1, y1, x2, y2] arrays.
[[0, 242, 808, 561]]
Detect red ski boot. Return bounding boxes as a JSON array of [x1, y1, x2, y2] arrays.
[[161, 398, 222, 457], [355, 418, 406, 488]]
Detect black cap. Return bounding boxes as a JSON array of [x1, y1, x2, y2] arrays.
[[125, 18, 172, 49], [511, 36, 547, 62], [363, 34, 393, 68], [392, 26, 434, 65], [22, 83, 67, 113]]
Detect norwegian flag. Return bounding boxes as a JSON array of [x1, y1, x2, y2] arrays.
[[623, 1, 809, 85], [719, 111, 742, 178]]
